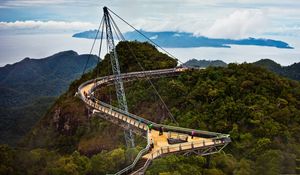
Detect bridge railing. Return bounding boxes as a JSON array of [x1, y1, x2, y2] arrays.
[[150, 138, 231, 159], [78, 68, 178, 90], [84, 92, 229, 140], [79, 68, 180, 94], [155, 124, 230, 139], [83, 95, 227, 140], [98, 101, 153, 125], [79, 87, 230, 140], [78, 68, 230, 140], [112, 130, 151, 175]]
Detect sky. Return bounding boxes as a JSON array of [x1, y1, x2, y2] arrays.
[[0, 0, 299, 66]]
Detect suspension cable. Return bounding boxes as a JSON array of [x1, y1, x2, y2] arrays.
[[108, 13, 126, 41], [110, 18, 122, 42], [96, 17, 105, 78], [107, 7, 185, 65], [109, 13, 178, 125], [81, 16, 104, 76]]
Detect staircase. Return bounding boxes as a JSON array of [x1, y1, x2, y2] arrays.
[[130, 158, 149, 175]]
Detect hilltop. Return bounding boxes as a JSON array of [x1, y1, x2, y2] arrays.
[[254, 59, 300, 81], [184, 58, 300, 81], [0, 51, 98, 145], [183, 59, 227, 68]]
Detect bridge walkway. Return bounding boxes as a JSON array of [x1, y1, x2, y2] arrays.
[[78, 68, 231, 175]]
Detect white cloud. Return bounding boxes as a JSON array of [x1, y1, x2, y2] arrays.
[[0, 1, 299, 39], [150, 35, 158, 40], [173, 33, 181, 37], [0, 0, 70, 7], [129, 17, 208, 34], [266, 25, 300, 37], [0, 20, 95, 33], [0, 0, 102, 8], [201, 10, 269, 39]]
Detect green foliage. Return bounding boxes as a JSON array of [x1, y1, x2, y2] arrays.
[[203, 169, 224, 175], [0, 145, 60, 175], [0, 145, 140, 175], [146, 155, 205, 175], [255, 150, 284, 175], [233, 159, 253, 175], [136, 64, 300, 174], [0, 51, 98, 146], [214, 154, 237, 174], [0, 145, 15, 175], [183, 59, 227, 68], [254, 58, 300, 81], [46, 151, 91, 175]]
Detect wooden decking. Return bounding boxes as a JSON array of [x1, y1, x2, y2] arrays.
[[144, 130, 214, 159]]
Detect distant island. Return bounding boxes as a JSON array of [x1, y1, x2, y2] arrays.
[[73, 30, 293, 49]]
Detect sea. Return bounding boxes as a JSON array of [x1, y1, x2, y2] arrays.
[[0, 33, 299, 67]]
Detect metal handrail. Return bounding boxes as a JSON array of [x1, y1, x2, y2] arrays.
[[130, 158, 151, 175], [78, 68, 179, 95], [78, 68, 230, 138], [157, 124, 229, 138], [113, 130, 151, 175], [152, 139, 230, 159], [85, 96, 228, 139], [160, 139, 225, 151]]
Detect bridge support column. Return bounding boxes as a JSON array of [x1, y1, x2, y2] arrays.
[[205, 155, 211, 168], [103, 6, 135, 148]]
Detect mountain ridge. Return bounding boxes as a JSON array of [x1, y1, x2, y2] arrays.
[[182, 58, 300, 81], [254, 59, 300, 81], [183, 59, 227, 67], [0, 50, 99, 145]]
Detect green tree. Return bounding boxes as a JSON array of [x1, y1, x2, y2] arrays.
[[233, 159, 253, 175], [255, 150, 284, 175]]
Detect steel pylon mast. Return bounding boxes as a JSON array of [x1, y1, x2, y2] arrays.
[[103, 6, 135, 148]]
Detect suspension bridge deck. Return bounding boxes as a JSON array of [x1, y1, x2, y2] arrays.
[[78, 68, 230, 175]]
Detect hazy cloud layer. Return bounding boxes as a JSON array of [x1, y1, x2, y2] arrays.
[[0, 0, 299, 66], [202, 10, 268, 39], [0, 0, 299, 39], [0, 0, 73, 8], [0, 20, 95, 33]]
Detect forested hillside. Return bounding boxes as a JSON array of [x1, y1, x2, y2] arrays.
[[254, 59, 300, 81], [1, 41, 300, 174], [144, 64, 300, 174], [0, 51, 98, 145], [183, 59, 227, 68]]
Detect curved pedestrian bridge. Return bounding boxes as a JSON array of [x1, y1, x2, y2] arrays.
[[78, 67, 231, 175]]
